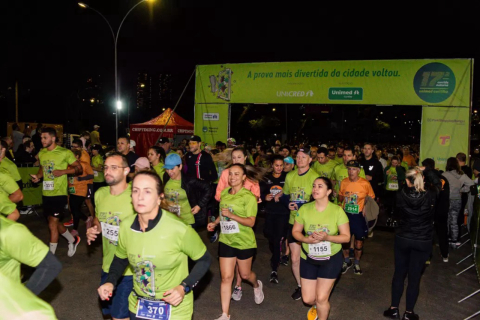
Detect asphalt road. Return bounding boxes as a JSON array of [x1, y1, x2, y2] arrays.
[[19, 209, 480, 320]]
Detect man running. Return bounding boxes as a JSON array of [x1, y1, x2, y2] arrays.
[[86, 152, 135, 320], [338, 160, 375, 275], [331, 147, 365, 203], [31, 127, 82, 256], [312, 147, 338, 179]]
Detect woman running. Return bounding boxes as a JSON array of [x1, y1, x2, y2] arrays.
[[208, 164, 265, 320], [292, 177, 350, 320], [147, 146, 166, 181], [97, 171, 212, 320]]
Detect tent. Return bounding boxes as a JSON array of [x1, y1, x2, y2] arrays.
[[129, 108, 194, 156]]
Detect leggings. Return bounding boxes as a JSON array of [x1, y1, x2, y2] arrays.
[[70, 195, 87, 230], [447, 199, 462, 242], [264, 213, 289, 271], [391, 236, 431, 311]]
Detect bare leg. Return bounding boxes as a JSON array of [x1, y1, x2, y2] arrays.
[[237, 257, 258, 288], [219, 257, 236, 316], [234, 264, 242, 288], [316, 278, 336, 320], [48, 216, 59, 243], [289, 242, 301, 286]]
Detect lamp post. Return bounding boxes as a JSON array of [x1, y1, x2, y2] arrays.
[[78, 0, 151, 142]]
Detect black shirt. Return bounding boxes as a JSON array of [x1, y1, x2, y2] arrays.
[[185, 151, 218, 183], [360, 156, 384, 195], [462, 165, 472, 180], [125, 151, 139, 171], [261, 172, 289, 214]]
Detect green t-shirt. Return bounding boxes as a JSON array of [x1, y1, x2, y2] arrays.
[[312, 160, 338, 179], [0, 157, 21, 181], [0, 270, 57, 320], [385, 166, 400, 191], [0, 192, 16, 217], [164, 178, 195, 225], [38, 146, 77, 197], [95, 185, 135, 275], [0, 172, 20, 197], [116, 211, 207, 318], [153, 163, 165, 182], [0, 215, 49, 284], [332, 163, 366, 202], [295, 201, 349, 259], [219, 187, 258, 250], [284, 168, 319, 224], [92, 154, 105, 183]]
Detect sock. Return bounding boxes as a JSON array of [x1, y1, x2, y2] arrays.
[[62, 230, 75, 243], [297, 284, 301, 288], [344, 257, 350, 263], [354, 259, 360, 265], [49, 243, 58, 254]]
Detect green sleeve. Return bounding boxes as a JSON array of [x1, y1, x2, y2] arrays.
[[331, 167, 338, 181], [0, 193, 16, 216], [294, 206, 305, 225], [4, 224, 49, 267], [0, 174, 19, 195], [245, 194, 258, 218], [115, 222, 129, 259], [181, 226, 207, 261], [66, 149, 78, 165], [360, 168, 366, 178], [336, 206, 349, 226]]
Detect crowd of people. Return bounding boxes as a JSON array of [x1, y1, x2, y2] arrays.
[[1, 123, 479, 320]]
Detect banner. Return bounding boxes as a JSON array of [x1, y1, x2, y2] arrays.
[[420, 107, 470, 171], [194, 104, 229, 145], [19, 167, 43, 206], [195, 59, 471, 107]]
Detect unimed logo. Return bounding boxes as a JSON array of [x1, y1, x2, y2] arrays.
[[276, 90, 314, 97], [438, 135, 451, 146]]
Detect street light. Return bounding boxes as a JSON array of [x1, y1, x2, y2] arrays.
[[78, 0, 152, 142]]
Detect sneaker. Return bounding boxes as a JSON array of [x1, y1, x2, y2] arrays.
[[449, 242, 460, 249], [270, 271, 278, 284], [402, 311, 419, 320], [349, 248, 354, 260], [443, 255, 449, 263], [307, 305, 318, 320], [67, 236, 81, 257], [341, 261, 353, 274], [231, 286, 242, 301], [291, 286, 302, 300], [280, 255, 289, 266], [214, 313, 230, 320], [70, 229, 79, 238], [368, 231, 374, 238], [210, 231, 219, 243], [383, 307, 400, 319], [86, 216, 93, 229], [20, 207, 33, 215], [63, 219, 74, 227], [353, 264, 363, 275], [253, 280, 264, 304]]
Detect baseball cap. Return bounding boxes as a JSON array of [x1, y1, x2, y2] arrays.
[[320, 144, 328, 148], [227, 137, 236, 143], [297, 148, 310, 156], [130, 140, 136, 148], [134, 157, 150, 169], [346, 160, 360, 168], [190, 135, 201, 142], [284, 156, 294, 164], [158, 137, 170, 144], [163, 153, 182, 170], [93, 125, 100, 129]]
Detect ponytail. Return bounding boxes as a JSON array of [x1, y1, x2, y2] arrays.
[[406, 167, 425, 192], [230, 163, 267, 183]]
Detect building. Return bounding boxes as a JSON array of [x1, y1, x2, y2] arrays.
[[136, 72, 172, 110]]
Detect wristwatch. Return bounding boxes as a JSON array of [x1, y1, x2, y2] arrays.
[[181, 282, 191, 294]]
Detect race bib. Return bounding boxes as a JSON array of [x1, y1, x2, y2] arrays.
[[168, 205, 181, 217], [388, 182, 399, 190], [101, 222, 119, 242], [94, 171, 98, 177], [309, 241, 331, 256], [43, 181, 54, 191], [68, 186, 76, 194], [136, 299, 171, 320], [220, 220, 240, 234], [344, 203, 360, 214]]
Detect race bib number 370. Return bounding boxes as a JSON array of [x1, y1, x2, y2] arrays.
[[101, 222, 119, 242], [136, 299, 171, 320]]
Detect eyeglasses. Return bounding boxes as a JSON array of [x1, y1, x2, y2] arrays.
[[103, 165, 127, 171]]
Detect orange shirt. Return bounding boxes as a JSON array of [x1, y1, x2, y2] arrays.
[[402, 155, 416, 167], [339, 177, 375, 213], [68, 161, 94, 197], [215, 168, 261, 202]]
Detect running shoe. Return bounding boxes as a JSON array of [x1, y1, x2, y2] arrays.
[[19, 206, 33, 215], [68, 236, 81, 257], [86, 216, 93, 229], [368, 231, 374, 238], [214, 314, 230, 320], [280, 255, 289, 266], [70, 229, 79, 238], [353, 264, 363, 275], [291, 286, 302, 300], [231, 286, 242, 301], [270, 271, 278, 284], [383, 307, 400, 319], [63, 219, 74, 227], [307, 305, 317, 320], [210, 231, 219, 243], [254, 280, 264, 304], [402, 311, 419, 320], [341, 261, 353, 274], [443, 255, 449, 263]]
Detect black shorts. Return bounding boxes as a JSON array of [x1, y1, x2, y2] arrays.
[[86, 184, 93, 199], [347, 212, 368, 240], [43, 196, 68, 220], [218, 242, 256, 260], [300, 251, 343, 280], [287, 224, 299, 243]]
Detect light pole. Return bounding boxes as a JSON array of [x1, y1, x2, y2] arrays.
[[78, 0, 151, 143]]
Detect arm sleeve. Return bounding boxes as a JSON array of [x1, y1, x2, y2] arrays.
[[194, 179, 214, 209], [25, 252, 62, 295], [181, 250, 212, 289], [1, 174, 20, 195], [461, 175, 475, 187], [5, 224, 50, 268], [104, 256, 130, 287], [294, 206, 305, 225], [215, 170, 229, 202], [367, 182, 376, 199], [181, 225, 207, 261]]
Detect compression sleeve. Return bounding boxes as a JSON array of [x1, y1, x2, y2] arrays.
[[181, 250, 212, 289], [104, 256, 130, 287], [26, 252, 62, 295]]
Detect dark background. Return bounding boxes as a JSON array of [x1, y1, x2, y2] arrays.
[[1, 1, 478, 145]]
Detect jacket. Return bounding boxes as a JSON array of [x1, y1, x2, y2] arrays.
[[442, 170, 475, 200], [185, 151, 218, 183]]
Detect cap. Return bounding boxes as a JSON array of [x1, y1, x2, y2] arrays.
[[227, 137, 236, 143], [158, 137, 170, 144], [93, 125, 100, 129], [134, 157, 150, 169], [297, 148, 310, 156], [130, 140, 136, 148], [320, 144, 328, 148], [163, 153, 182, 169], [190, 135, 201, 142], [346, 160, 360, 168], [284, 156, 294, 164]]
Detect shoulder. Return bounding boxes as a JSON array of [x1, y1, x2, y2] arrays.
[[220, 187, 231, 197], [239, 187, 256, 198], [96, 186, 110, 196]]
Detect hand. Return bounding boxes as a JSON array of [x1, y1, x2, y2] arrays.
[[306, 234, 320, 244], [52, 170, 64, 177], [30, 174, 40, 183], [366, 175, 372, 181], [98, 283, 114, 301], [162, 285, 185, 307], [288, 202, 298, 211], [274, 192, 283, 202], [87, 225, 101, 245], [418, 166, 425, 171], [191, 205, 201, 215], [314, 231, 328, 241], [265, 194, 274, 201], [221, 208, 232, 219], [386, 170, 390, 175], [207, 222, 217, 232]]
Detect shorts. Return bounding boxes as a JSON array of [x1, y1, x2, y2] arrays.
[[42, 196, 68, 220], [287, 224, 299, 243], [218, 242, 256, 260], [86, 184, 93, 199], [100, 271, 133, 319], [300, 251, 343, 280], [347, 212, 368, 240]]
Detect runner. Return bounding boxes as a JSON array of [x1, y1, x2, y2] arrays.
[[133, 157, 151, 174], [312, 147, 338, 179], [98, 171, 212, 320], [90, 125, 101, 145], [383, 156, 405, 227], [402, 147, 417, 168], [91, 144, 106, 208], [208, 164, 264, 320], [282, 148, 319, 301], [293, 177, 350, 320], [331, 147, 366, 204], [31, 127, 82, 256], [147, 146, 166, 181], [334, 145, 344, 164], [163, 153, 213, 227], [86, 152, 135, 320], [338, 160, 375, 275], [283, 156, 295, 173], [0, 140, 22, 188], [0, 171, 23, 219], [309, 146, 318, 166], [157, 137, 176, 156]]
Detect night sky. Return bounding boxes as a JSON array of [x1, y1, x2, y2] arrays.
[[2, 1, 478, 142]]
